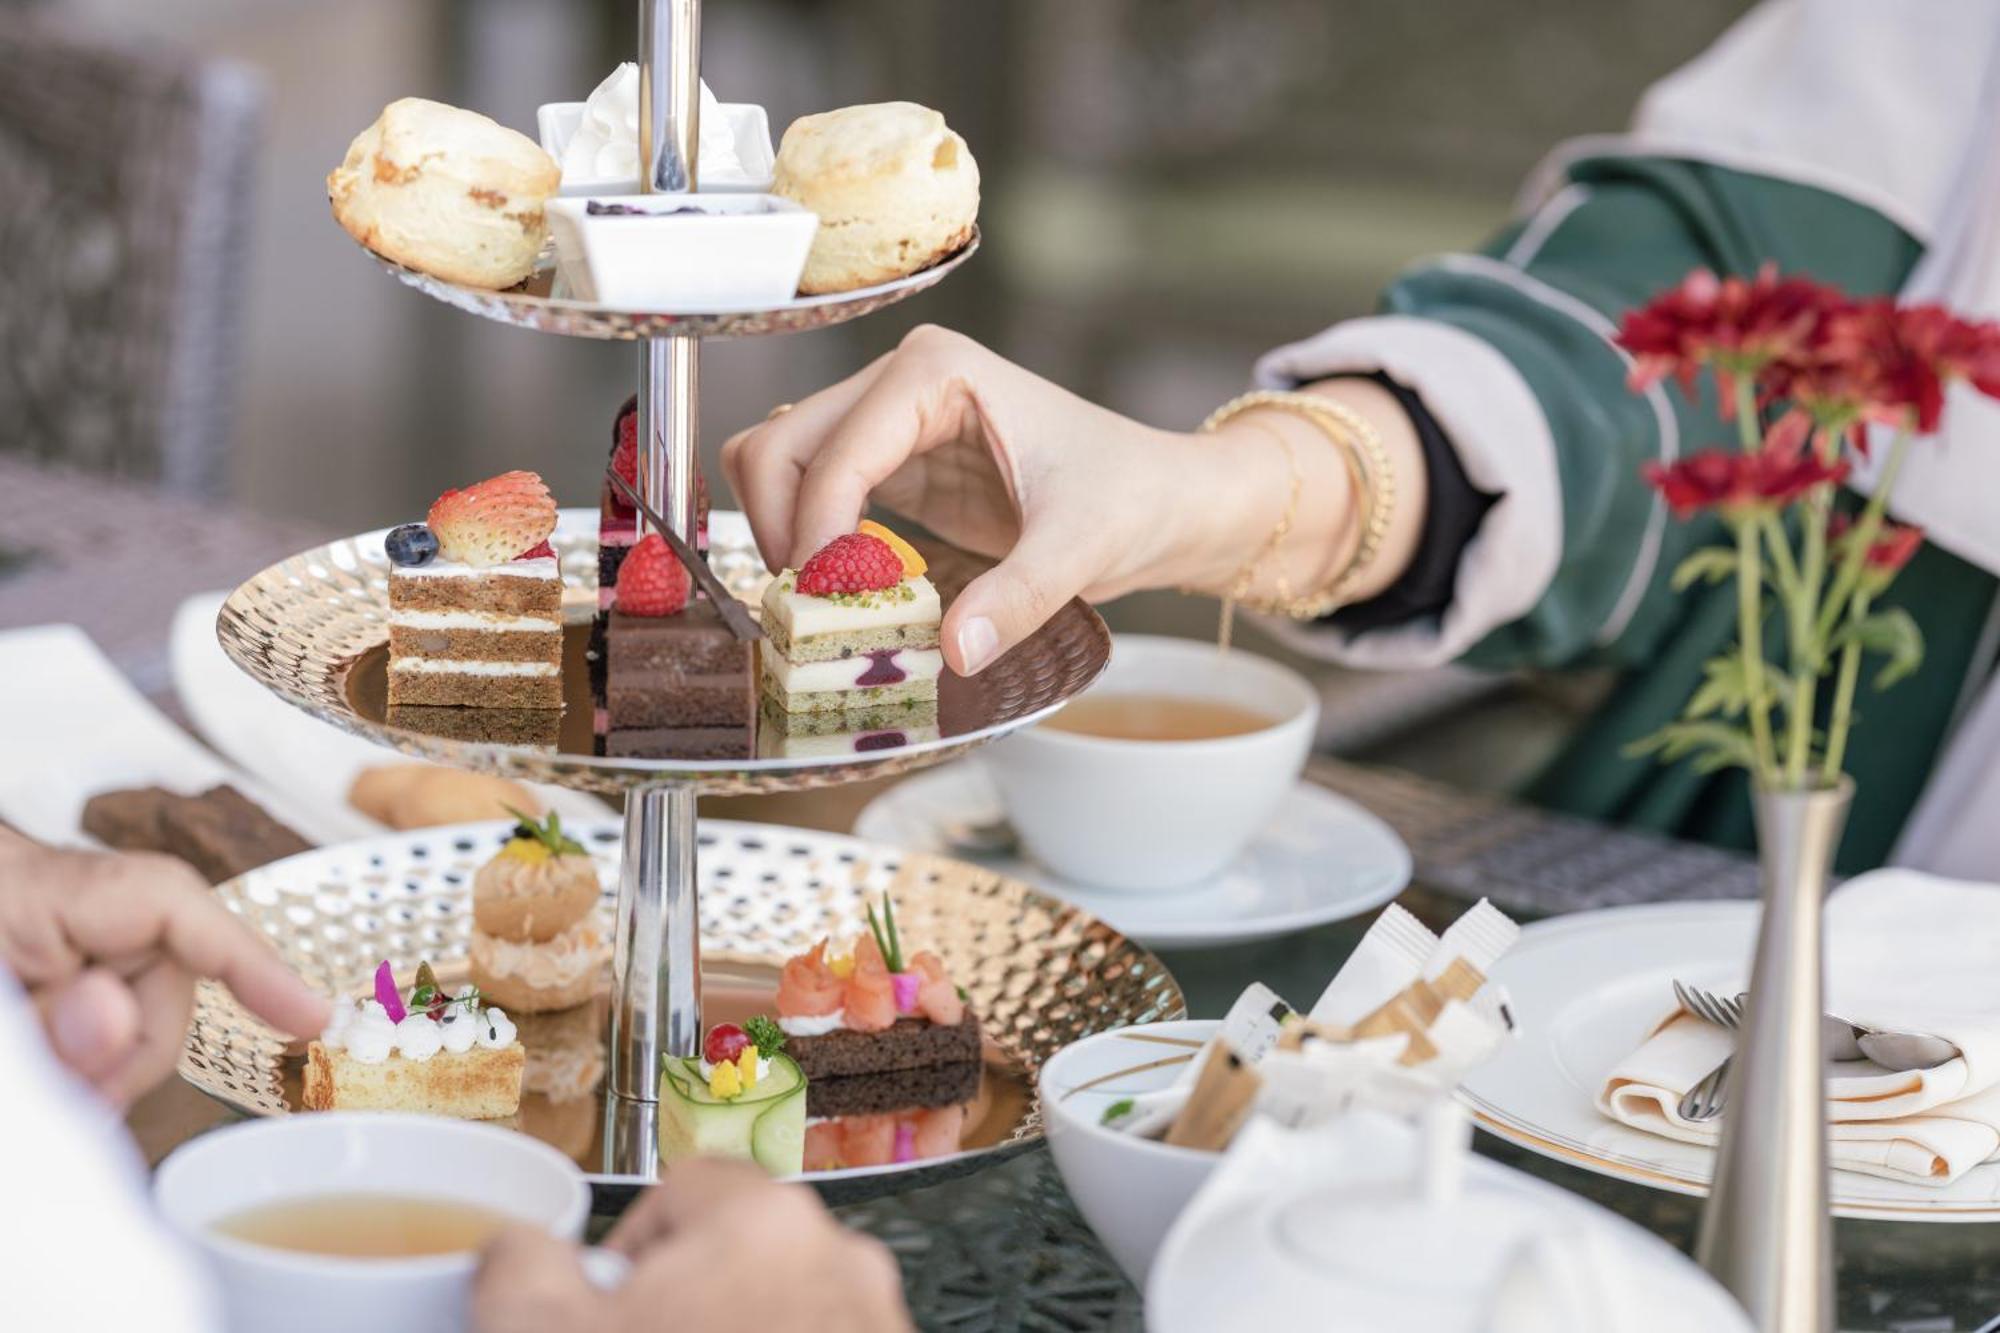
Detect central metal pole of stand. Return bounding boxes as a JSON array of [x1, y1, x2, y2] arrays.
[[605, 0, 704, 1175]]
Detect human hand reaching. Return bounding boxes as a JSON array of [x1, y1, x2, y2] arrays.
[[0, 827, 330, 1105], [473, 1157, 912, 1333], [723, 326, 1288, 674]]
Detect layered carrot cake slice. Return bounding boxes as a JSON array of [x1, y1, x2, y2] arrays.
[[384, 470, 564, 710], [759, 522, 942, 718]]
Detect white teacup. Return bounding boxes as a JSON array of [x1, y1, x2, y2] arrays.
[[984, 635, 1318, 891], [154, 1114, 599, 1333]]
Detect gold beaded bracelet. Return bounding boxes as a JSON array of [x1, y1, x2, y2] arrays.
[[1199, 389, 1397, 621]]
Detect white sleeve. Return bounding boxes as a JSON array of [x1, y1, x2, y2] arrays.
[[0, 970, 219, 1333], [1248, 314, 1563, 669]]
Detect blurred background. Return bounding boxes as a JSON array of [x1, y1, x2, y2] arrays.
[[0, 0, 1754, 783]]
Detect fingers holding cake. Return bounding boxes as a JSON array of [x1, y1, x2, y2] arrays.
[[468, 812, 610, 1014]]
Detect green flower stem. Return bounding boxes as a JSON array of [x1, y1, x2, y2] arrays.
[[1730, 376, 1779, 783], [1822, 589, 1870, 785], [1759, 511, 1800, 598], [1814, 428, 1913, 646], [1782, 430, 1837, 787], [1734, 516, 1778, 781]]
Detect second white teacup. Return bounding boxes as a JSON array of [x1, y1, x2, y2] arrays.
[[983, 634, 1319, 891], [154, 1113, 601, 1333]]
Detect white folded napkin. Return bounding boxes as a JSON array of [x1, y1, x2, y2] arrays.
[[1599, 869, 2000, 1184]]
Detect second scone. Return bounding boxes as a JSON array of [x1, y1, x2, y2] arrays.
[[773, 102, 979, 295]]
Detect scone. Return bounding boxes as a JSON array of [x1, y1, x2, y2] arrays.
[[772, 102, 978, 295], [329, 97, 559, 289], [349, 763, 542, 831]]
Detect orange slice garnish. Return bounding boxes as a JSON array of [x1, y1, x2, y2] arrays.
[[859, 520, 927, 579]]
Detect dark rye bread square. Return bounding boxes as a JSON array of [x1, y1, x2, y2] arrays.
[[785, 1010, 983, 1081], [82, 785, 312, 884], [805, 1059, 980, 1119]]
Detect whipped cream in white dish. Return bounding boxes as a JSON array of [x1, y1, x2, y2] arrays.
[[778, 1010, 846, 1037], [319, 992, 517, 1065], [563, 66, 744, 186]]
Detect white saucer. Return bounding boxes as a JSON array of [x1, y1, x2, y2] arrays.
[[853, 762, 1411, 949]]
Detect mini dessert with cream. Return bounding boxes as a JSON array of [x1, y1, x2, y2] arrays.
[[758, 523, 941, 720], [774, 895, 980, 1083], [304, 960, 524, 1118], [659, 1017, 806, 1175], [468, 810, 610, 1013], [755, 698, 938, 759], [386, 470, 564, 710]]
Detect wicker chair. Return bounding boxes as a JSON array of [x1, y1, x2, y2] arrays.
[[0, 16, 261, 497]]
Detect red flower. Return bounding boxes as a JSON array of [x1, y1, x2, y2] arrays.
[[1617, 265, 1839, 410], [1643, 448, 1849, 518], [1774, 301, 2000, 438], [1829, 514, 1925, 573]]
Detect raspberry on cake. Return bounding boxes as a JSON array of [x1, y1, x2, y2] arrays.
[[759, 525, 942, 718], [468, 810, 609, 1013], [304, 960, 524, 1119], [596, 534, 757, 761], [387, 471, 564, 711], [774, 895, 981, 1084]]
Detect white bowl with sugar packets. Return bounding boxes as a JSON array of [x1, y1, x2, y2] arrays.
[[1039, 1019, 1223, 1289], [546, 194, 818, 310]]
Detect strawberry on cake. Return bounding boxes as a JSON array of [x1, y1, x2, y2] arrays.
[[759, 522, 942, 720], [386, 470, 563, 710], [774, 895, 980, 1083]]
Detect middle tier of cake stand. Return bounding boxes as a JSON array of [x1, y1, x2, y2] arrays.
[[215, 507, 1111, 1177]]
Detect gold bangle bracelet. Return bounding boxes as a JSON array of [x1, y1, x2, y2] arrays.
[[1199, 390, 1398, 619]]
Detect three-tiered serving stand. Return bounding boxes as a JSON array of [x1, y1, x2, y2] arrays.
[[214, 0, 1132, 1183]]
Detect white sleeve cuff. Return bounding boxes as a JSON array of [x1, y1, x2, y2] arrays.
[[1248, 314, 1562, 669]]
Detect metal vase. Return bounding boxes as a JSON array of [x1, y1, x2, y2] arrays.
[[1696, 778, 1853, 1333]]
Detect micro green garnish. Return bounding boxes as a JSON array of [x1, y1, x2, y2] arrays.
[[866, 894, 905, 973], [504, 806, 587, 857], [413, 960, 439, 997], [744, 1014, 787, 1058], [1101, 1099, 1136, 1126], [956, 985, 969, 1003]]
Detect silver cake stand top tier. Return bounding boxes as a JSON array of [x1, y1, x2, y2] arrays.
[[215, 509, 1111, 800], [372, 232, 979, 341]]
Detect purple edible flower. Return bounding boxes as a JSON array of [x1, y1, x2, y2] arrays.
[[890, 971, 921, 1014], [373, 960, 406, 1023]]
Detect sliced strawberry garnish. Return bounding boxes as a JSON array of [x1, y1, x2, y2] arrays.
[[426, 471, 557, 568]]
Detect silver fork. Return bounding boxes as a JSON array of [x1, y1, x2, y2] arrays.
[[1673, 981, 1745, 1122]]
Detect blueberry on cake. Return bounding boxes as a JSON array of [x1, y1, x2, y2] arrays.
[[759, 522, 941, 719]]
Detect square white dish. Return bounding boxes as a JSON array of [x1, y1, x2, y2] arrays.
[[536, 100, 775, 196], [546, 193, 818, 310]]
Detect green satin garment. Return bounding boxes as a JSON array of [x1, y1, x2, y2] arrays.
[[1377, 156, 1995, 872]]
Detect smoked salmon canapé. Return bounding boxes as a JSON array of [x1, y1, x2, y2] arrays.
[[773, 894, 982, 1083]]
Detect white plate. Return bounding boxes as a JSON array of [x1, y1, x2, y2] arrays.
[[854, 762, 1411, 949], [170, 592, 613, 838], [0, 624, 344, 846], [1460, 900, 2000, 1221]]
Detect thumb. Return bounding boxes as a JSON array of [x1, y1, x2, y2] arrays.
[[942, 527, 1090, 677], [42, 969, 141, 1093], [472, 1225, 607, 1333]]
